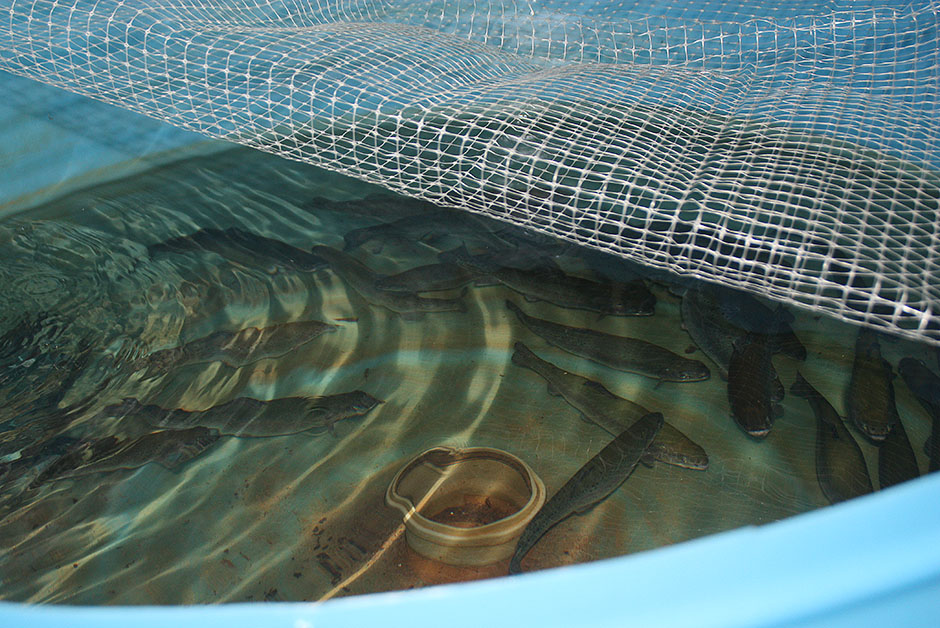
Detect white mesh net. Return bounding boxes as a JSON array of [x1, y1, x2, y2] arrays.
[[2, 1, 939, 342]]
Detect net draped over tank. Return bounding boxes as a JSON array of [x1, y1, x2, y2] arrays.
[[1, 0, 938, 342]]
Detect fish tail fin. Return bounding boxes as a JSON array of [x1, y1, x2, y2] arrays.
[[505, 299, 522, 318], [511, 342, 535, 367], [790, 371, 813, 398]]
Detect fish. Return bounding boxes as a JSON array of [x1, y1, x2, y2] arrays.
[[373, 262, 481, 293], [727, 333, 779, 438], [898, 357, 940, 472], [342, 210, 497, 252], [511, 342, 707, 470], [508, 412, 663, 574], [308, 193, 440, 221], [680, 284, 793, 398], [31, 427, 220, 486], [846, 328, 899, 442], [103, 391, 383, 437], [131, 320, 338, 378], [311, 245, 466, 317], [506, 300, 709, 382], [447, 245, 655, 316], [711, 285, 805, 360], [438, 243, 565, 273], [576, 248, 648, 284], [877, 418, 920, 489], [791, 373, 873, 504], [148, 227, 327, 274]]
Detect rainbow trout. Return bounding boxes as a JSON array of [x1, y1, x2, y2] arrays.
[[342, 210, 496, 252], [899, 357, 940, 472], [312, 245, 466, 317], [149, 227, 326, 273], [877, 418, 920, 489], [846, 329, 899, 442], [31, 427, 220, 487], [680, 284, 789, 402], [511, 342, 707, 470], [727, 333, 780, 438], [508, 412, 663, 574], [104, 391, 382, 437], [448, 245, 655, 316], [791, 373, 872, 504], [506, 300, 709, 382], [132, 319, 337, 378], [373, 262, 481, 293]]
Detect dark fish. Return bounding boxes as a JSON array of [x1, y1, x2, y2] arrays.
[[149, 227, 326, 273], [308, 193, 439, 221], [846, 329, 899, 442], [898, 357, 940, 472], [878, 418, 920, 489], [727, 333, 779, 438], [505, 300, 709, 382], [342, 210, 496, 252], [511, 342, 707, 470], [132, 320, 337, 377], [899, 357, 940, 408], [577, 248, 647, 284], [312, 246, 466, 317], [373, 263, 481, 293], [31, 427, 219, 486], [791, 373, 872, 504], [711, 285, 805, 360], [104, 391, 382, 437], [508, 412, 663, 574], [438, 243, 564, 273], [680, 284, 794, 395], [448, 245, 654, 316]]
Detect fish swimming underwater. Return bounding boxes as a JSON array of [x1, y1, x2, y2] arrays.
[[373, 262, 481, 293], [312, 245, 466, 318], [791, 373, 873, 504], [506, 300, 709, 382], [679, 284, 793, 398], [447, 245, 655, 316], [877, 417, 920, 490], [727, 333, 780, 439], [899, 357, 940, 472], [511, 342, 707, 470], [508, 412, 663, 574], [846, 328, 899, 442], [342, 210, 498, 253], [131, 319, 338, 378], [30, 427, 220, 487], [103, 391, 383, 437]]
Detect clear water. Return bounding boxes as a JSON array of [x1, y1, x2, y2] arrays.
[[0, 146, 935, 604]]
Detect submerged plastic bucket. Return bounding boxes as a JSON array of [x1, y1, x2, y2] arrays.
[[386, 446, 546, 566]]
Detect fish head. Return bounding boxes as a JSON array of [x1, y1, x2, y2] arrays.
[[349, 391, 384, 415], [103, 397, 142, 417], [291, 252, 328, 273], [668, 361, 711, 382], [162, 427, 221, 468]]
